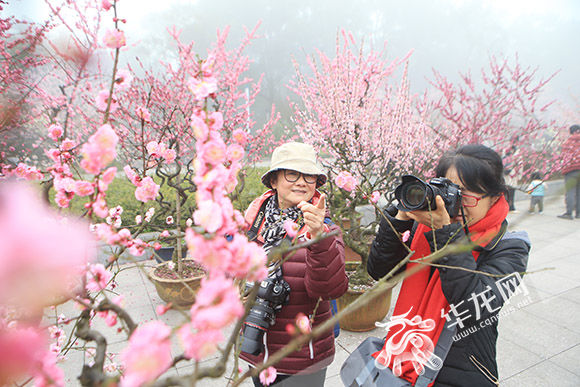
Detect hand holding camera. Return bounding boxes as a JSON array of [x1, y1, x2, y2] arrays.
[[394, 175, 461, 229]]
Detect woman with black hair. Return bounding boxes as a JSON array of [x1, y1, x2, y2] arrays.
[[366, 144, 530, 386]]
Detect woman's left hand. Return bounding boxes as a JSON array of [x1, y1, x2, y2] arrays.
[[298, 194, 326, 237]]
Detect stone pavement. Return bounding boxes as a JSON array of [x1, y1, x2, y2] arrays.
[[55, 194, 580, 386]]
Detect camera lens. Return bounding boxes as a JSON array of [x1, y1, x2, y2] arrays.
[[403, 182, 426, 207]]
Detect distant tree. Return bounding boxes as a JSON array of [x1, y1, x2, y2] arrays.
[[423, 55, 564, 181], [289, 31, 435, 282]]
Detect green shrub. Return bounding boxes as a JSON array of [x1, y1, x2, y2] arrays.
[[48, 166, 268, 232]]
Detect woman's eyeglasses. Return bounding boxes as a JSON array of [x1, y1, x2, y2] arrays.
[[283, 169, 317, 184], [461, 193, 489, 207]]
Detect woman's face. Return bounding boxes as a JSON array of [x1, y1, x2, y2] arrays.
[[445, 166, 498, 225], [271, 169, 316, 209]]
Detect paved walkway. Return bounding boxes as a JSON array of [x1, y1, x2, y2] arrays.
[[55, 194, 580, 386]]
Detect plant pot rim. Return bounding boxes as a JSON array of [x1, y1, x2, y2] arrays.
[[148, 259, 206, 283]]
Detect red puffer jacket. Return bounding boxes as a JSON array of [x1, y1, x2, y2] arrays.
[[561, 133, 580, 175], [239, 190, 348, 375]]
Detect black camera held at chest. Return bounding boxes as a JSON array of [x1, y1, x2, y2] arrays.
[[394, 175, 462, 218], [240, 277, 291, 355]]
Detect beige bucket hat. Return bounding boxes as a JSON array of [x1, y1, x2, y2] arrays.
[[261, 142, 327, 188]]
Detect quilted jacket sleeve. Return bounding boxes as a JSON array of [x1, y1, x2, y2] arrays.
[[426, 224, 530, 325], [367, 212, 414, 281], [304, 222, 348, 300]]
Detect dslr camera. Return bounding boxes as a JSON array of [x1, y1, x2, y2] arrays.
[[394, 175, 462, 218], [240, 277, 291, 355]]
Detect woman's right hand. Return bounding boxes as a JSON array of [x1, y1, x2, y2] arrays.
[[400, 195, 452, 229]]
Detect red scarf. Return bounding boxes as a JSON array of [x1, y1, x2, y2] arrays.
[[373, 195, 509, 385]]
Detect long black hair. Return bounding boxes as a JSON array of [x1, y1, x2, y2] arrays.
[[435, 144, 507, 196]]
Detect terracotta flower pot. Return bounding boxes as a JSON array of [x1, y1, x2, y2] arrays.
[[336, 287, 391, 332], [148, 259, 206, 309], [336, 262, 391, 332]]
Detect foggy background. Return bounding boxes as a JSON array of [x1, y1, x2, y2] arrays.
[[8, 0, 580, 130]]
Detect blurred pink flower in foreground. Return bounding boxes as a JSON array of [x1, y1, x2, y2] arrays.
[[283, 219, 300, 238], [334, 171, 358, 192], [0, 325, 64, 386], [0, 182, 93, 309], [259, 367, 277, 386], [189, 275, 243, 331], [177, 325, 222, 361], [401, 230, 411, 243], [120, 321, 172, 387]]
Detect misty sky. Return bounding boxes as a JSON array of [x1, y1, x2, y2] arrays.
[[8, 0, 580, 126]]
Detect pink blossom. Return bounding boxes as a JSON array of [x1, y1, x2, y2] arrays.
[[334, 171, 358, 192], [114, 69, 132, 91], [124, 165, 141, 186], [207, 111, 223, 130], [159, 230, 170, 238], [194, 200, 223, 233], [189, 275, 243, 330], [232, 129, 248, 145], [101, 166, 117, 185], [86, 263, 112, 292], [283, 219, 300, 238], [370, 191, 381, 203], [295, 313, 311, 334], [155, 304, 171, 316], [95, 89, 119, 113], [0, 183, 93, 309], [187, 76, 218, 100], [227, 143, 245, 162], [135, 106, 151, 123], [199, 138, 226, 166], [135, 215, 142, 224], [401, 230, 411, 243], [146, 141, 159, 156], [34, 351, 64, 387], [120, 321, 172, 387], [80, 124, 118, 175], [165, 216, 174, 225], [190, 111, 209, 140], [92, 194, 109, 218], [61, 138, 75, 151], [75, 181, 94, 197], [185, 218, 193, 227], [178, 325, 222, 361], [144, 207, 155, 222], [55, 190, 71, 208], [134, 176, 159, 202], [103, 29, 126, 49], [259, 367, 277, 386], [101, 0, 112, 11], [46, 148, 60, 162], [163, 148, 176, 164], [128, 239, 147, 256], [48, 124, 63, 141]]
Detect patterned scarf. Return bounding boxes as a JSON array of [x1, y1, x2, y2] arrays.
[[261, 194, 304, 254]]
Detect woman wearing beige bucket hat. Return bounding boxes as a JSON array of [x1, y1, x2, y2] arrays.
[[240, 142, 348, 386]]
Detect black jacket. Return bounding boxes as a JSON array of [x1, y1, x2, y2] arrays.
[[368, 211, 530, 386]]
